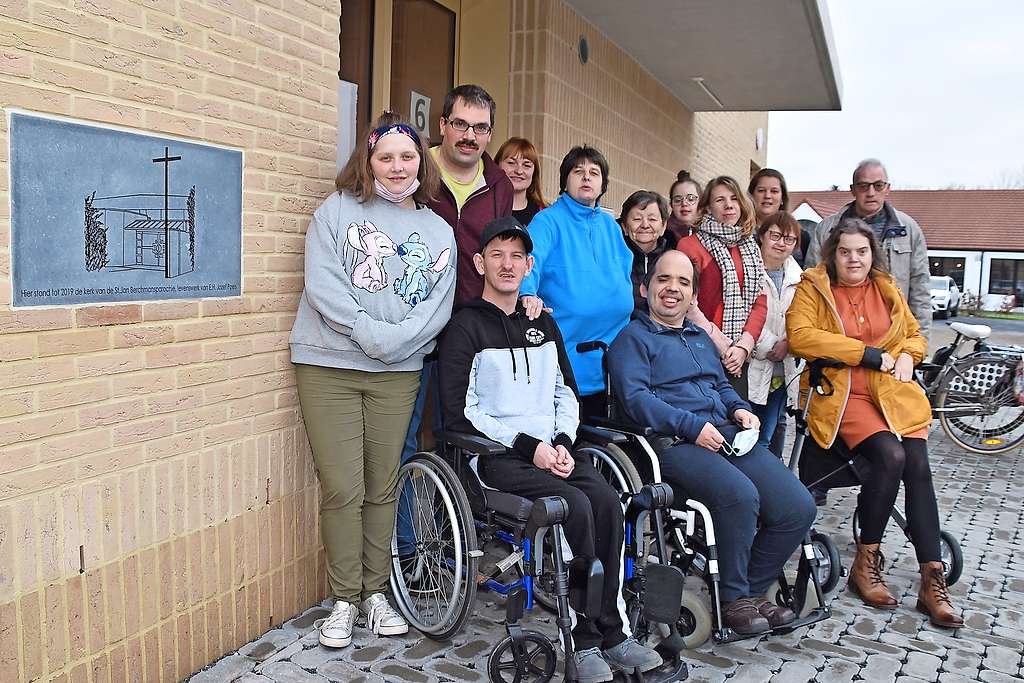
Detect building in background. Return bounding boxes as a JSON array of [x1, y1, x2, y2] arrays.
[[792, 190, 1024, 310], [0, 1, 839, 679]]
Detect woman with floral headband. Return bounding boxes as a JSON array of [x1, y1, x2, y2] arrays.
[[289, 112, 456, 648]]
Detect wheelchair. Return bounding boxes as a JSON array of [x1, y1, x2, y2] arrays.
[[572, 342, 836, 647], [390, 428, 691, 683], [794, 359, 965, 586]]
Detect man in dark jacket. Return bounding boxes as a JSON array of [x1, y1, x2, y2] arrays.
[[439, 217, 663, 682], [608, 250, 816, 636], [427, 84, 515, 307]]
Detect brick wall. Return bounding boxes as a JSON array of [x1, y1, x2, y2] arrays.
[[0, 2, 338, 680], [508, 0, 768, 212]]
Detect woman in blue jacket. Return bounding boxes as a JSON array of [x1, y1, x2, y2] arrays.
[[520, 146, 634, 417]]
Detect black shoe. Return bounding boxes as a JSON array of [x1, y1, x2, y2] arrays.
[[751, 597, 796, 628], [722, 598, 770, 635], [811, 487, 828, 506]]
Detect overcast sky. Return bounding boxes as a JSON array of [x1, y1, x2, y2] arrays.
[[767, 0, 1024, 191]]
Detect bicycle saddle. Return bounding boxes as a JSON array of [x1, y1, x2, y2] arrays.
[[949, 321, 991, 340]]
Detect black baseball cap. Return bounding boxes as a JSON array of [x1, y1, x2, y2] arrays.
[[477, 216, 533, 254]]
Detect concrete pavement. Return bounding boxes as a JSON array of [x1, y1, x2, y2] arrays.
[[188, 429, 1024, 683]]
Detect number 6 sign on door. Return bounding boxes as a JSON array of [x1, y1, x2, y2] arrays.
[[410, 90, 431, 140]]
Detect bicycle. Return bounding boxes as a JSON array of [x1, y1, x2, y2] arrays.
[[917, 321, 1024, 454]]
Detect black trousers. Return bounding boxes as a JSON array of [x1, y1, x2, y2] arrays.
[[853, 433, 941, 563], [478, 453, 628, 651]]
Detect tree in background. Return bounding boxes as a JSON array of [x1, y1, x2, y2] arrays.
[[84, 191, 108, 271]]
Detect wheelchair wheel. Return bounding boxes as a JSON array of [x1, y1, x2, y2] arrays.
[[391, 451, 478, 640], [579, 442, 643, 497], [811, 531, 842, 594], [940, 530, 963, 586], [486, 632, 556, 683], [935, 354, 1024, 454], [675, 586, 712, 649]]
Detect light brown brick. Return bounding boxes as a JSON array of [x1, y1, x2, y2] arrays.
[[38, 328, 110, 357], [142, 627, 159, 683], [38, 380, 111, 411], [77, 350, 145, 377], [111, 369, 175, 397], [142, 300, 199, 321], [0, 409, 78, 447], [77, 398, 146, 428], [33, 57, 110, 94], [145, 343, 203, 368], [33, 2, 111, 40], [76, 304, 143, 328], [0, 47, 30, 77], [44, 582, 68, 669], [174, 318, 229, 342], [0, 599, 20, 681], [0, 390, 33, 418], [0, 334, 35, 361], [111, 415, 173, 445], [72, 41, 144, 77], [0, 307, 73, 334], [111, 324, 175, 348], [39, 428, 112, 463], [109, 25, 176, 61], [66, 574, 87, 660]]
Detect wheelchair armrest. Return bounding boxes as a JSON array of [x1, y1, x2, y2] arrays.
[[438, 431, 507, 456], [577, 424, 629, 445], [586, 416, 655, 437]]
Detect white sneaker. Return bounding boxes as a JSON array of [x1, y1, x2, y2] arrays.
[[319, 600, 358, 648], [360, 593, 409, 636]]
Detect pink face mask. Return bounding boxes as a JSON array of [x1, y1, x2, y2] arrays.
[[374, 177, 420, 203]]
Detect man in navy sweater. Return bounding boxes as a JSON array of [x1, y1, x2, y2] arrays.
[[439, 217, 662, 682], [608, 250, 816, 635]]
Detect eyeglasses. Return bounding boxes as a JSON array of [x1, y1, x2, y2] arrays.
[[670, 194, 699, 206], [766, 230, 797, 246], [444, 118, 492, 135], [852, 180, 889, 193]]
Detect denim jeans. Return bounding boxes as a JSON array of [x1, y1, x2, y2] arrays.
[[658, 425, 817, 603], [751, 384, 788, 458], [397, 360, 441, 555]]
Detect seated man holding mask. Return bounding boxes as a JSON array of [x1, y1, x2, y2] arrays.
[[607, 250, 817, 635]]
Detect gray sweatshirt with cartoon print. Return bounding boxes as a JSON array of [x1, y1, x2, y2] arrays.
[[289, 191, 457, 372]]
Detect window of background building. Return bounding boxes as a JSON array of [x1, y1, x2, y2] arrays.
[[929, 256, 966, 289], [989, 258, 1024, 306]]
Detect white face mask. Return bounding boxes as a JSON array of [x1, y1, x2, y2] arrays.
[[720, 428, 759, 457]]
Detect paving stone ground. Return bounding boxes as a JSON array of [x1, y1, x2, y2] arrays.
[[189, 431, 1024, 682]]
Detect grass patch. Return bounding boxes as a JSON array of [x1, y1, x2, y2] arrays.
[[964, 311, 1024, 321]]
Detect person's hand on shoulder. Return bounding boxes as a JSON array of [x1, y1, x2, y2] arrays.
[[520, 295, 552, 321]]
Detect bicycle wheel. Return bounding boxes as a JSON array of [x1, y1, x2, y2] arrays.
[[390, 451, 478, 640], [935, 354, 1024, 454]]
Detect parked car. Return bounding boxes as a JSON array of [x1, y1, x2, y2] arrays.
[[930, 275, 961, 318]]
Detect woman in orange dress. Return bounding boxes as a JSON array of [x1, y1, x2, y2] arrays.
[[787, 218, 962, 629]]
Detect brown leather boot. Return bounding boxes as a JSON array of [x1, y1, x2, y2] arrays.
[[847, 543, 898, 609], [917, 562, 964, 628]]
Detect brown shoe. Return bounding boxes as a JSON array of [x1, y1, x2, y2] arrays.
[[848, 543, 898, 609], [751, 597, 796, 628], [916, 562, 964, 628], [722, 598, 770, 635]]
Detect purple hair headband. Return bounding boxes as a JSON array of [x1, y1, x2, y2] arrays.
[[367, 123, 421, 150]]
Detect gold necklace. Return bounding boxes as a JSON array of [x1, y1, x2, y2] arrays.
[[839, 284, 869, 326]]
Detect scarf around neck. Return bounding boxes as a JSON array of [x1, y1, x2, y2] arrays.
[[694, 214, 766, 340]]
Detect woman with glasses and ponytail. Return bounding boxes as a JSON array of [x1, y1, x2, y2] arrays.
[[666, 170, 701, 242], [289, 112, 456, 650]]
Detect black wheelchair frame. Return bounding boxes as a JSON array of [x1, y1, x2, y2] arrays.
[[391, 427, 691, 683], [574, 342, 834, 646]]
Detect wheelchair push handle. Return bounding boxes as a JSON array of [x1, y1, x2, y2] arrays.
[[804, 358, 844, 399], [575, 341, 608, 354], [576, 341, 614, 420]]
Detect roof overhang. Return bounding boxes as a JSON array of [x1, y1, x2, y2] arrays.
[[564, 0, 842, 112]]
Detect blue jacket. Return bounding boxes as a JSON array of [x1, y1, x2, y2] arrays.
[[608, 314, 751, 442], [520, 194, 633, 395]]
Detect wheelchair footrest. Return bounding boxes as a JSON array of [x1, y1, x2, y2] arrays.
[[642, 564, 685, 625]]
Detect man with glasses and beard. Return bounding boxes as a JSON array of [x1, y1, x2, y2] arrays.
[[805, 158, 931, 335]]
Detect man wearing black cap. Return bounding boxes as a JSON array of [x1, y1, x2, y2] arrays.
[[438, 217, 663, 682]]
